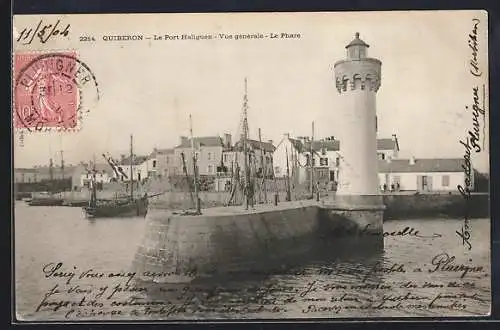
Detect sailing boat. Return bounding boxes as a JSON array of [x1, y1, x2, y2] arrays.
[[83, 135, 148, 218]]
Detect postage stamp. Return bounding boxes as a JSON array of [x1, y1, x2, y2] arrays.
[[13, 51, 100, 132]]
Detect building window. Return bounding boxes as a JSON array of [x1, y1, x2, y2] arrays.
[[378, 153, 385, 160], [320, 158, 328, 166], [223, 154, 228, 162], [208, 165, 213, 173], [275, 166, 281, 174], [335, 157, 340, 167], [152, 160, 157, 168], [208, 152, 212, 161], [442, 175, 450, 187]]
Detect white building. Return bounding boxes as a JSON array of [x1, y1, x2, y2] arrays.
[[173, 135, 230, 176], [115, 155, 153, 182], [154, 148, 176, 177], [378, 157, 473, 192], [273, 133, 400, 185], [72, 163, 115, 189]]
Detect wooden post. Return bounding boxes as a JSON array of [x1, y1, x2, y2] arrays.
[[130, 135, 134, 200], [310, 121, 315, 199], [189, 114, 201, 214], [258, 128, 267, 203]]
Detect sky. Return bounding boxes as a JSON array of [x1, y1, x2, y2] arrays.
[[12, 11, 489, 172]]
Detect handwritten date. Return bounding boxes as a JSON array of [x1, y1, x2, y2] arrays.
[[17, 19, 70, 45]]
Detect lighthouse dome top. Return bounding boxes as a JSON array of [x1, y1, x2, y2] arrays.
[[344, 32, 370, 59], [345, 32, 370, 49]]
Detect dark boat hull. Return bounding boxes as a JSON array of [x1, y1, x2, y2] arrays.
[[63, 200, 89, 207], [84, 199, 148, 218], [28, 198, 65, 206]]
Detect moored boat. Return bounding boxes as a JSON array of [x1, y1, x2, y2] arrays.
[[83, 135, 150, 219], [28, 192, 64, 206], [83, 197, 148, 218], [28, 196, 64, 206]]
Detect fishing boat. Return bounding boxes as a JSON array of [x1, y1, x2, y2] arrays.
[[28, 192, 64, 206], [83, 135, 149, 218]]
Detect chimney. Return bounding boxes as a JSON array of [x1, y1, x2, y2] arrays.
[[180, 136, 189, 146], [409, 156, 416, 165], [268, 140, 273, 145], [224, 133, 232, 147], [392, 134, 397, 141], [284, 133, 290, 139]]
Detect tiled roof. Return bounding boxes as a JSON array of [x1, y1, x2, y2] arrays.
[[176, 136, 224, 148], [378, 158, 465, 173], [288, 138, 305, 153], [377, 138, 398, 151], [84, 163, 114, 174], [235, 139, 276, 152], [288, 137, 396, 153], [118, 155, 149, 166], [155, 148, 175, 155], [303, 140, 340, 152]]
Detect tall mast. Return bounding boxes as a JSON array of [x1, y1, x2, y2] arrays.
[[242, 77, 249, 210], [48, 138, 54, 192], [189, 114, 201, 213], [258, 128, 267, 203], [285, 147, 291, 201], [49, 157, 54, 192], [130, 134, 134, 200], [60, 150, 65, 182], [59, 135, 64, 185], [310, 121, 315, 199], [91, 154, 97, 204]]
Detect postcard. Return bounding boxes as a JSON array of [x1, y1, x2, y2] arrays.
[[12, 11, 490, 321]]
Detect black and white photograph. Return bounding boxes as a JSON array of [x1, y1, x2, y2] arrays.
[[12, 10, 490, 321]]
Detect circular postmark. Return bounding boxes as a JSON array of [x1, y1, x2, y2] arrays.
[[13, 51, 100, 133]]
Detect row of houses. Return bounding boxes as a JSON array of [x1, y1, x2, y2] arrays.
[[273, 133, 471, 192], [14, 132, 473, 193]]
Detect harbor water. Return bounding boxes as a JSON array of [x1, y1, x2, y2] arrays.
[[14, 202, 491, 321]]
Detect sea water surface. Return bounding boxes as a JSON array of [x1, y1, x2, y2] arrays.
[[14, 202, 491, 321]]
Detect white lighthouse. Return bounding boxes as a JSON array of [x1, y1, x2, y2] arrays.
[[334, 32, 381, 198]]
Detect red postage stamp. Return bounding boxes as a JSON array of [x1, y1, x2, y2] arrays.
[[13, 51, 99, 132]]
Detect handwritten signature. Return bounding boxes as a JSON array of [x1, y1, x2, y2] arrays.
[[16, 19, 70, 45], [469, 18, 482, 77], [456, 18, 486, 250], [456, 85, 486, 250]]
